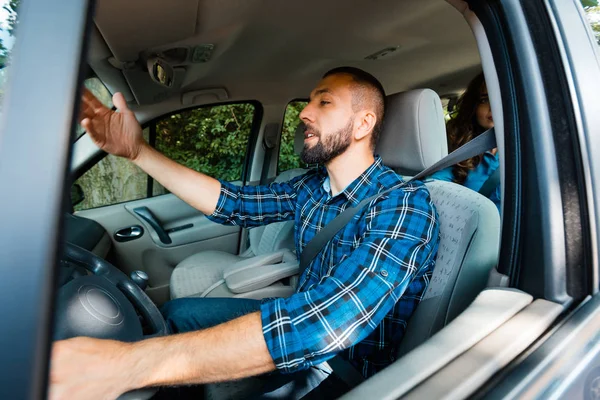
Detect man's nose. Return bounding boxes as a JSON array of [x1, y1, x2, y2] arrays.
[[299, 102, 314, 123]]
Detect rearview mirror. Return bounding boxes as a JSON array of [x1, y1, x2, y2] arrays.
[[71, 184, 85, 207], [147, 56, 174, 88]]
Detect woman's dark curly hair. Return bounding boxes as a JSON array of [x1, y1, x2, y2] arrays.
[[446, 72, 488, 184]]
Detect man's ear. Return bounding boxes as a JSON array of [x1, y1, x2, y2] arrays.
[[354, 110, 377, 141]]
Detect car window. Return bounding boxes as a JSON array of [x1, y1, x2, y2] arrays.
[[278, 101, 306, 174], [440, 96, 457, 122], [74, 103, 256, 210], [582, 0, 600, 46]]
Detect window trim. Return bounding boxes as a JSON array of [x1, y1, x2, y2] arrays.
[[544, 0, 600, 294], [276, 98, 308, 176]]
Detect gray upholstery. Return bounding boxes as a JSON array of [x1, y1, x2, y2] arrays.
[[377, 89, 448, 175], [396, 180, 500, 356], [169, 126, 307, 300], [224, 250, 299, 294], [246, 168, 305, 256], [170, 251, 242, 299], [375, 89, 501, 356]]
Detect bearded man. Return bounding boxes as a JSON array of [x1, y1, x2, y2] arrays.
[[50, 67, 439, 400]]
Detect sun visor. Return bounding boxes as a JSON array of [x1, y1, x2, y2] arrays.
[[94, 0, 200, 62]]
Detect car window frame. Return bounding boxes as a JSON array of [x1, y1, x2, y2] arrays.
[[144, 100, 263, 191], [472, 0, 593, 302], [276, 98, 308, 175], [72, 100, 263, 210]]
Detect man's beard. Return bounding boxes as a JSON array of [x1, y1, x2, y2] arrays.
[[300, 120, 353, 165]]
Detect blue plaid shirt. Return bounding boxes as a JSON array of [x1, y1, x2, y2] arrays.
[[208, 156, 439, 378]]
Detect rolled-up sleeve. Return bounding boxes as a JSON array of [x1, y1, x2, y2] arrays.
[[207, 173, 310, 227], [260, 185, 439, 373]]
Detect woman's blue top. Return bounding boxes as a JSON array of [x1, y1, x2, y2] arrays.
[[429, 151, 501, 212]]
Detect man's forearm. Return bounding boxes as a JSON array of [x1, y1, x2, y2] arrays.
[[125, 311, 276, 390], [132, 144, 222, 215]]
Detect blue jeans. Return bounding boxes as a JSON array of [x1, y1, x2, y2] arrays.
[[159, 297, 349, 399]]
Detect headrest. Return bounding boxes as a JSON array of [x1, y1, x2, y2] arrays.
[[376, 89, 448, 176], [293, 123, 305, 156]]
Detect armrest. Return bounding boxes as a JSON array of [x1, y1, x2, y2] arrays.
[[224, 250, 299, 294]]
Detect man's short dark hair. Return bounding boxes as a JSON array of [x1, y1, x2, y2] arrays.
[[322, 67, 386, 150]]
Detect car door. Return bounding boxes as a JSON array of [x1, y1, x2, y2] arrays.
[[70, 102, 261, 305]]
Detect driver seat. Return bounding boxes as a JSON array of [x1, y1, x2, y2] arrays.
[[205, 89, 501, 398]]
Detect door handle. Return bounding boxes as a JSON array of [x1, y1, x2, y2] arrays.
[[114, 225, 144, 243], [133, 207, 172, 245]]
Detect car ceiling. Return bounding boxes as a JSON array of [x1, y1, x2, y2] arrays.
[[88, 0, 480, 114]]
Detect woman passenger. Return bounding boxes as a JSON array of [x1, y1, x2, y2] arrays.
[[430, 72, 500, 211]]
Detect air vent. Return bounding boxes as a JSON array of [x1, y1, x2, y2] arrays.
[[365, 46, 400, 61]]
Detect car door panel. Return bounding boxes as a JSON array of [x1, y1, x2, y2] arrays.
[[75, 193, 241, 304], [122, 192, 239, 248]]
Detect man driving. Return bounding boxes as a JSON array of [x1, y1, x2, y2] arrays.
[[50, 67, 440, 399]]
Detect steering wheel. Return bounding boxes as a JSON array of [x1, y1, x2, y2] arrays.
[[53, 242, 167, 342]]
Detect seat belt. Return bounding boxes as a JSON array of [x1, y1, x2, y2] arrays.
[[299, 127, 497, 276], [301, 127, 497, 388], [260, 123, 280, 185], [479, 165, 501, 198]]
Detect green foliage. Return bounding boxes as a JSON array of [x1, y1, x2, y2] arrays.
[[278, 101, 306, 173], [75, 100, 310, 210], [4, 0, 19, 37], [583, 5, 600, 44], [0, 40, 6, 67], [154, 100, 307, 184], [582, 0, 599, 8], [156, 103, 255, 182], [0, 0, 19, 65], [0, 0, 19, 102], [74, 154, 147, 211]]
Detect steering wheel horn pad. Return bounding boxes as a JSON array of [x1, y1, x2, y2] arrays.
[[53, 243, 167, 342]]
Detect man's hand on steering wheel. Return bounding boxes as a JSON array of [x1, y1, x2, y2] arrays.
[[50, 243, 168, 400], [49, 337, 133, 400]]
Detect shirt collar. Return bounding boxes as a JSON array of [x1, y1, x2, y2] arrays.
[[321, 156, 385, 206]]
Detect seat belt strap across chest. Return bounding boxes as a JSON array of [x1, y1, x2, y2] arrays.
[[298, 127, 497, 276], [299, 128, 497, 388]]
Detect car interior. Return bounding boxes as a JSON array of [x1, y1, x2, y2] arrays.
[[45, 0, 590, 398], [72, 0, 486, 303]]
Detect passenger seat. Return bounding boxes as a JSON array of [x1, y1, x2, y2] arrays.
[[169, 125, 307, 300]]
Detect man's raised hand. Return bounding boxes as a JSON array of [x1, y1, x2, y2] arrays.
[[80, 89, 146, 160]]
